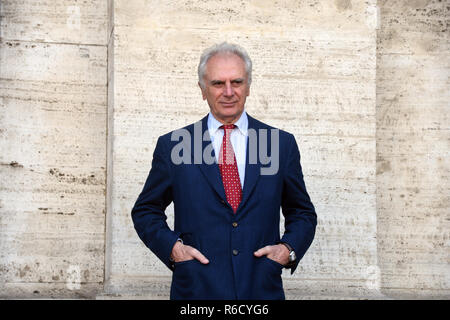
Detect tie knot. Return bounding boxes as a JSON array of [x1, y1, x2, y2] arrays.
[[221, 124, 236, 130]]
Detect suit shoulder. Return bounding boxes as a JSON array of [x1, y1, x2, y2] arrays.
[[248, 116, 294, 141], [157, 120, 199, 144]]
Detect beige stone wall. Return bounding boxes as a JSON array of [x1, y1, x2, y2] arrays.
[[0, 0, 448, 299], [0, 1, 107, 298], [376, 0, 450, 298]]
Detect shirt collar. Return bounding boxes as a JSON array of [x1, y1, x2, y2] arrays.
[[207, 111, 248, 136]]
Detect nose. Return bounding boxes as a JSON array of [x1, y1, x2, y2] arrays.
[[223, 81, 234, 97]]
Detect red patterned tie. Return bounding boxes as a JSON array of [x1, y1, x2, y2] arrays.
[[218, 124, 242, 213]]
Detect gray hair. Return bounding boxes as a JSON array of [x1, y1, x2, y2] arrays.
[[198, 42, 252, 89]]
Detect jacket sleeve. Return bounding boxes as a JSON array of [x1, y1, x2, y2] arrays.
[[280, 133, 317, 274], [131, 136, 181, 270]]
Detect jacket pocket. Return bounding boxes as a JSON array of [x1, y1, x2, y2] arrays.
[[263, 256, 285, 270], [250, 256, 284, 299], [173, 259, 196, 267]]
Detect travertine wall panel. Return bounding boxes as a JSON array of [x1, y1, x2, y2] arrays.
[[1, 0, 107, 45], [106, 0, 378, 298], [0, 1, 107, 298], [377, 0, 450, 298]]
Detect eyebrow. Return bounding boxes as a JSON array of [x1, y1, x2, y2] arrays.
[[209, 78, 245, 85]]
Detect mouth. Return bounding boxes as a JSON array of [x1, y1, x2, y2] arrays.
[[220, 101, 237, 107]]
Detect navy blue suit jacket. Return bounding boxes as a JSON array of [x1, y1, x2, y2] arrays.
[[131, 114, 317, 300]]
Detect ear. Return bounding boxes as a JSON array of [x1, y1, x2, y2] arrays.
[[198, 81, 207, 100]]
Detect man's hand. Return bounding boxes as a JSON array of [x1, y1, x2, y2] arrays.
[[253, 244, 290, 266], [171, 240, 209, 264]]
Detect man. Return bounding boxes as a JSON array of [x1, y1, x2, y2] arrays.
[[131, 42, 317, 300]]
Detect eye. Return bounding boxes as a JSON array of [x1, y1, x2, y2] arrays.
[[231, 79, 244, 87], [210, 81, 223, 88]]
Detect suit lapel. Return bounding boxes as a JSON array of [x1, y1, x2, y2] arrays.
[[236, 114, 262, 212], [192, 115, 227, 202]]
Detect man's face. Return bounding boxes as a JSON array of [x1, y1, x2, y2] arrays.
[[200, 53, 250, 124]]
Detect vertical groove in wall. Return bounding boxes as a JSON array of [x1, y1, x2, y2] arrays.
[[373, 0, 382, 297], [104, 0, 115, 290]]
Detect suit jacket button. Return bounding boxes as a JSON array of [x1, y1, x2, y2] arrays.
[[221, 199, 225, 204], [232, 222, 238, 228], [232, 249, 239, 256]]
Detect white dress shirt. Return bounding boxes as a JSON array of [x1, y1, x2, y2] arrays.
[[207, 111, 248, 189]]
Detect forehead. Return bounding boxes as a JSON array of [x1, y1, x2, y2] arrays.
[[204, 53, 247, 80]]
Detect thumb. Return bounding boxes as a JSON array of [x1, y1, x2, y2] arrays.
[[191, 248, 210, 265], [254, 246, 271, 257]]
